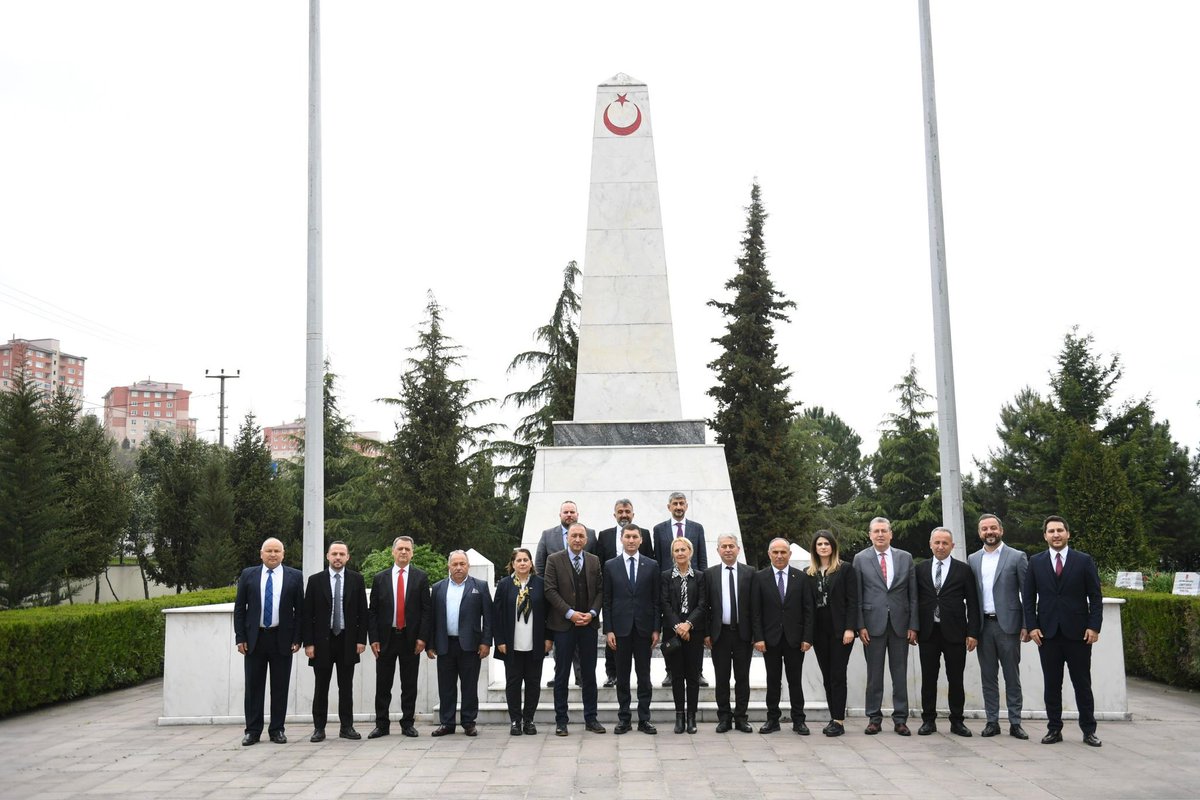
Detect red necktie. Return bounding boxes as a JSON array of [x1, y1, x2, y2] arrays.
[[675, 522, 683, 538], [395, 568, 406, 629], [880, 552, 888, 584], [1055, 553, 1063, 577]]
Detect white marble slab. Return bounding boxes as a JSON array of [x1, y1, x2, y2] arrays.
[[582, 229, 668, 277], [589, 136, 658, 184], [573, 373, 682, 421], [578, 276, 674, 327], [586, 182, 663, 231]]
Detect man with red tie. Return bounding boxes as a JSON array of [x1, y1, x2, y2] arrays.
[[368, 536, 431, 739]]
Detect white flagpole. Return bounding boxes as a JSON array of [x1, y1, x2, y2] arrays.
[[303, 0, 325, 578]]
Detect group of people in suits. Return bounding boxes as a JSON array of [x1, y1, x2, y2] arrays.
[[230, 507, 1106, 748]]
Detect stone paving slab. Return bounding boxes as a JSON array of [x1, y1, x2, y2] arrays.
[[0, 678, 1197, 799]]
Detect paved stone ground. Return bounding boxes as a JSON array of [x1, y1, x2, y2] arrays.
[[0, 677, 1196, 799]]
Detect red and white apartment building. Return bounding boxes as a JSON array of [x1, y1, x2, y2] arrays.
[[0, 337, 86, 399], [103, 380, 196, 448]]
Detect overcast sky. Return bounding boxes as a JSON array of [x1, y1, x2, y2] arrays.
[[2, 2, 1197, 476]]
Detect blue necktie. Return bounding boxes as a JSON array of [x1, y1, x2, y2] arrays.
[[264, 569, 274, 627], [628, 556, 636, 586]]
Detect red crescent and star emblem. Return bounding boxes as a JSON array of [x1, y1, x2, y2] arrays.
[[602, 93, 642, 136]]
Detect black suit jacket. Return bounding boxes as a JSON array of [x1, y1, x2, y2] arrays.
[[428, 575, 493, 654], [544, 548, 602, 632], [368, 565, 432, 651], [652, 519, 707, 571], [751, 566, 816, 648], [596, 526, 654, 565], [915, 558, 980, 644], [1023, 548, 1103, 639], [603, 553, 661, 638], [491, 575, 549, 660], [661, 568, 707, 641], [303, 568, 368, 665], [234, 564, 304, 653], [704, 561, 754, 643], [815, 564, 860, 637]]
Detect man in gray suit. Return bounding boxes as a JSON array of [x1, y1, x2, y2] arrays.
[[534, 500, 597, 686], [968, 513, 1030, 739], [853, 517, 918, 736]]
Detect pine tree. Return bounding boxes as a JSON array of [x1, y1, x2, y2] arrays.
[[0, 373, 67, 607], [192, 450, 238, 588], [381, 294, 497, 556], [870, 361, 942, 553], [708, 182, 813, 564], [229, 413, 295, 566]]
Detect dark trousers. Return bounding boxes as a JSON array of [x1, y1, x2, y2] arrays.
[[436, 636, 481, 727], [503, 648, 545, 723], [710, 626, 752, 721], [665, 635, 703, 714], [311, 633, 355, 731], [243, 627, 293, 735], [763, 640, 806, 724], [604, 643, 616, 679], [918, 623, 967, 723], [614, 633, 653, 724], [1039, 634, 1096, 734], [374, 632, 420, 728], [553, 626, 598, 725], [812, 610, 854, 720]]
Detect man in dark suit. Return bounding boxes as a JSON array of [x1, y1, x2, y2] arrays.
[[303, 540, 368, 742], [233, 537, 304, 746], [853, 517, 918, 736], [653, 492, 707, 687], [426, 550, 493, 736], [535, 500, 596, 687], [1024, 515, 1104, 747], [751, 537, 816, 734], [969, 513, 1030, 739], [367, 535, 431, 739], [704, 533, 754, 733], [596, 499, 652, 687], [543, 523, 606, 736], [915, 527, 980, 737], [603, 525, 661, 734]]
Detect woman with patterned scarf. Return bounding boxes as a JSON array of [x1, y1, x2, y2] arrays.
[[492, 548, 552, 735], [661, 537, 708, 734]]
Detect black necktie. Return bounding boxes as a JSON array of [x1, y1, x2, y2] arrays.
[[727, 566, 738, 623]]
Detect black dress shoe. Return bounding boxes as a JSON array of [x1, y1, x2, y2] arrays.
[[918, 721, 937, 736], [269, 730, 287, 744], [241, 733, 260, 746], [793, 722, 810, 735], [759, 720, 781, 734], [1009, 724, 1029, 740], [340, 728, 361, 740], [980, 721, 1001, 737], [546, 680, 555, 687], [1041, 730, 1063, 744], [1082, 733, 1102, 747], [865, 721, 882, 735], [734, 718, 753, 733], [585, 720, 607, 734], [310, 730, 326, 743], [431, 725, 455, 737], [894, 723, 911, 736], [463, 724, 477, 737], [613, 721, 632, 735], [824, 721, 845, 737], [950, 722, 972, 737], [715, 718, 732, 733], [555, 724, 568, 737], [510, 722, 523, 736], [400, 725, 419, 738], [523, 722, 537, 735], [603, 676, 617, 687], [699, 675, 709, 687], [367, 727, 389, 739], [637, 721, 658, 735], [662, 675, 673, 687]]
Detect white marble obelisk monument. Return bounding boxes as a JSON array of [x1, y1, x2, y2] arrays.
[[521, 74, 740, 552]]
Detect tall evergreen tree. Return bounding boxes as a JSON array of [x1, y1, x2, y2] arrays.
[[790, 406, 869, 507], [0, 373, 67, 607], [495, 260, 580, 509], [381, 294, 498, 555], [229, 413, 295, 566], [870, 361, 941, 553], [708, 182, 813, 564], [138, 430, 211, 592], [192, 449, 238, 588]]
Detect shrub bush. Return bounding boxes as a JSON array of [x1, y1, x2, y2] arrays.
[[0, 587, 235, 717], [1107, 588, 1200, 690]]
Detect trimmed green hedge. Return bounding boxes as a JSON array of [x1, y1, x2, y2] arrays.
[[0, 587, 236, 717], [1107, 588, 1200, 690]]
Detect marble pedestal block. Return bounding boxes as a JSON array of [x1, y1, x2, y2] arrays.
[[159, 552, 495, 726]]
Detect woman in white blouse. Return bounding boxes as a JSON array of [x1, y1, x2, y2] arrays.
[[492, 548, 552, 735]]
